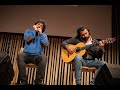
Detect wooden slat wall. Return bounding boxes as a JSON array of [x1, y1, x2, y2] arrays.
[[0, 32, 119, 85]]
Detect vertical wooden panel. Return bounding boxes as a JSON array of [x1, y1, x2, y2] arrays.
[[43, 37, 50, 84]]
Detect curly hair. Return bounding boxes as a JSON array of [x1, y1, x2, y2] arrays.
[[34, 20, 46, 33]]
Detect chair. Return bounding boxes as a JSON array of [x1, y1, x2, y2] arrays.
[[82, 66, 96, 72], [81, 66, 96, 85], [72, 64, 96, 85]]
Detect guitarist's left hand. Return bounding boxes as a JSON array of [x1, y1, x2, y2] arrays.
[[99, 40, 105, 50]]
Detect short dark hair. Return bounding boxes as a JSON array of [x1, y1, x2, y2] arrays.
[[34, 20, 46, 33]]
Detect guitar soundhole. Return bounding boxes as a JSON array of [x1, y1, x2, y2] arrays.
[[75, 47, 81, 53]]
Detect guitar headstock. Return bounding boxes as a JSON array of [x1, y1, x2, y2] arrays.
[[103, 37, 116, 44]]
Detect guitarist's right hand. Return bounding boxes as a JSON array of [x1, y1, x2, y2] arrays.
[[65, 45, 75, 54]]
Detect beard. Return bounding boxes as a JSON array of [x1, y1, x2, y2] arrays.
[[82, 36, 90, 41]]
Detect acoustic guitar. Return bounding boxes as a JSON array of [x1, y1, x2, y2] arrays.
[[61, 38, 116, 63]]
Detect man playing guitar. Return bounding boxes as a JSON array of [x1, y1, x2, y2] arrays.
[[61, 26, 115, 85]]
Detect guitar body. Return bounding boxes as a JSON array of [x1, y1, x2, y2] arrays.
[[61, 42, 86, 63]]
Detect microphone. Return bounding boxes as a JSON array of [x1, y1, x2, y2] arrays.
[[36, 31, 39, 36]]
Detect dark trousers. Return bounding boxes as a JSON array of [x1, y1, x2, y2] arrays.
[[17, 52, 46, 83]]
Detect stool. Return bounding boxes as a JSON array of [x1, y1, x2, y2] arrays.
[[82, 66, 96, 72], [81, 66, 96, 85], [26, 63, 37, 68], [26, 63, 37, 84], [72, 65, 97, 85]]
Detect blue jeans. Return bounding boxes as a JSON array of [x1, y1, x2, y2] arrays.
[[73, 55, 107, 85], [17, 52, 47, 83]]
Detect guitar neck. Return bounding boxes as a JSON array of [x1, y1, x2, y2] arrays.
[[79, 38, 115, 50]]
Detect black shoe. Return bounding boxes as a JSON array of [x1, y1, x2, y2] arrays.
[[89, 81, 95, 85], [34, 80, 46, 85], [76, 84, 81, 85], [37, 83, 46, 85], [19, 81, 27, 85]]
